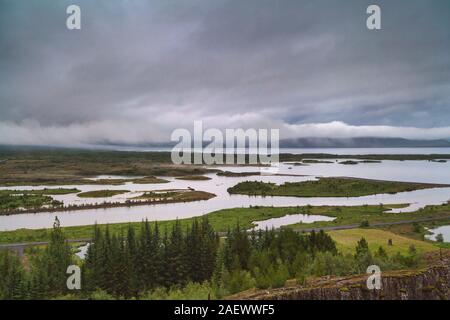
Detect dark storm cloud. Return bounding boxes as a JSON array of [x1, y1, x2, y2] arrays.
[[0, 0, 450, 145]]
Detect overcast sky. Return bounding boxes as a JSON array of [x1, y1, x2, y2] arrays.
[[1, 0, 450, 146]]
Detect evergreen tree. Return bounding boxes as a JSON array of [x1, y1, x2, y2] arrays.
[[166, 220, 188, 286], [226, 222, 251, 270], [31, 217, 73, 297], [0, 250, 26, 299], [126, 225, 139, 296], [355, 237, 370, 258], [354, 237, 373, 272]]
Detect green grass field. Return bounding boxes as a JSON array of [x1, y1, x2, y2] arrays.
[[327, 228, 437, 255]]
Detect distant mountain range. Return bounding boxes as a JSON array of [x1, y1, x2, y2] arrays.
[[88, 137, 450, 149], [2, 137, 450, 150], [279, 137, 450, 148], [96, 137, 450, 149]]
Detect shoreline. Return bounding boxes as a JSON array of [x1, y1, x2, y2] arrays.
[[0, 191, 216, 216], [2, 203, 450, 245]]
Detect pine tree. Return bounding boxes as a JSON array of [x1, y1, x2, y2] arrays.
[[226, 222, 251, 271], [126, 225, 139, 296], [355, 237, 370, 258], [0, 250, 26, 300], [354, 237, 373, 272], [31, 216, 73, 298], [166, 220, 188, 286]]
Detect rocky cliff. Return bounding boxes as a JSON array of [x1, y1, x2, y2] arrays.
[[235, 260, 450, 300]]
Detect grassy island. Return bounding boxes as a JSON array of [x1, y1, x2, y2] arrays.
[[77, 190, 130, 198], [227, 177, 448, 197], [175, 175, 211, 181], [0, 188, 80, 213], [217, 171, 261, 177], [302, 159, 334, 164], [132, 189, 215, 203]]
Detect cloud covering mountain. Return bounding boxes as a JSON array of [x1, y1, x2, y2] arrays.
[[1, 0, 449, 146]]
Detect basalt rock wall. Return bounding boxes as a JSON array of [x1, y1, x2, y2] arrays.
[[237, 262, 450, 300]]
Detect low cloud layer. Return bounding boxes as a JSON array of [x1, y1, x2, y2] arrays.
[[1, 0, 449, 146], [2, 120, 450, 147]]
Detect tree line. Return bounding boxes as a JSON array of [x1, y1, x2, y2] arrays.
[[0, 217, 421, 300]]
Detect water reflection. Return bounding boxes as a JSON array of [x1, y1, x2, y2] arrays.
[[252, 214, 335, 230], [0, 161, 449, 231]]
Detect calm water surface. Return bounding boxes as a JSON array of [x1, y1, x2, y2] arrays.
[[252, 214, 336, 230], [425, 226, 450, 243], [1, 159, 450, 231]]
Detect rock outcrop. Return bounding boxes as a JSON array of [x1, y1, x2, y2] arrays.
[[234, 260, 450, 300]]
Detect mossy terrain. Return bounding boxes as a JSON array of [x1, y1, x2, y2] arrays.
[[77, 190, 130, 198], [227, 177, 448, 197]]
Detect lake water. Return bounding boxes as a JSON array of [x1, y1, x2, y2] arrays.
[[252, 214, 336, 230], [75, 243, 90, 259], [425, 226, 450, 243], [1, 157, 450, 231]]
